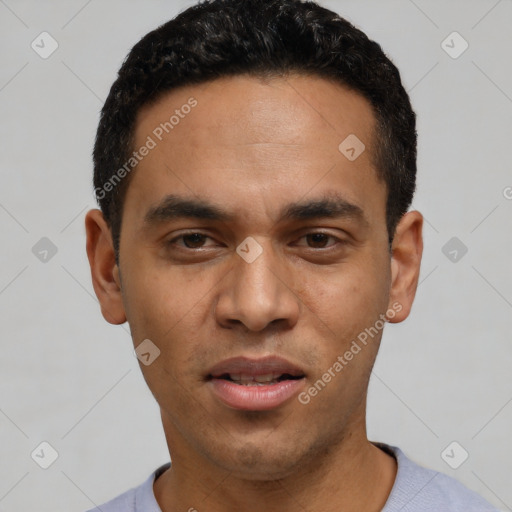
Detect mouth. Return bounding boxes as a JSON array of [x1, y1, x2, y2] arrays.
[[207, 356, 306, 410], [211, 372, 303, 386]]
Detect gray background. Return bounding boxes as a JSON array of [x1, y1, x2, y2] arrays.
[[0, 0, 511, 510]]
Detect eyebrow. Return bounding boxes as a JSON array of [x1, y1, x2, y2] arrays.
[[143, 193, 368, 228]]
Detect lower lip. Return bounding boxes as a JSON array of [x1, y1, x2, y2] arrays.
[[209, 378, 305, 411]]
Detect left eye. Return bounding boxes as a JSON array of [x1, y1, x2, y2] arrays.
[[295, 233, 339, 249]]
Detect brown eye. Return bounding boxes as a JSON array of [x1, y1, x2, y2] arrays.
[[305, 233, 332, 248], [167, 233, 214, 250], [180, 233, 208, 248]]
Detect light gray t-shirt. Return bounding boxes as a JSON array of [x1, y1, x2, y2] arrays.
[[86, 443, 498, 511]]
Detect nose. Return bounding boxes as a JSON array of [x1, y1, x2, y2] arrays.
[[215, 239, 300, 332]]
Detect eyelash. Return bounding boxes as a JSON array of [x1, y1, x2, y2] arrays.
[[166, 231, 344, 251]]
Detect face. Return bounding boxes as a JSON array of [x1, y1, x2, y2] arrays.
[[86, 74, 422, 481]]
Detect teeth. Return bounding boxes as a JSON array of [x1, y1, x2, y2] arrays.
[[240, 374, 253, 384], [254, 373, 278, 383], [228, 373, 282, 384]]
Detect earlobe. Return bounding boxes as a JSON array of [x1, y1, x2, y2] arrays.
[[387, 211, 423, 323], [85, 209, 127, 325]]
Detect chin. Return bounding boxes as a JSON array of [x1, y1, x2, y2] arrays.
[[203, 433, 321, 481]]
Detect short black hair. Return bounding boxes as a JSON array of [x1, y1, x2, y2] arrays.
[[93, 0, 416, 263]]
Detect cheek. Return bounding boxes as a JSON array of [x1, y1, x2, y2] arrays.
[[298, 259, 389, 339], [119, 269, 182, 360], [121, 261, 220, 383], [123, 258, 203, 326]]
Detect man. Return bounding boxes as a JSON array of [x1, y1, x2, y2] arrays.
[[84, 0, 498, 510]]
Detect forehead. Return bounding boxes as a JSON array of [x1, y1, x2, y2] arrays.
[[125, 74, 385, 230], [136, 73, 376, 151]]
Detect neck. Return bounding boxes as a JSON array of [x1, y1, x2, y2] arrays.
[[154, 416, 397, 512]]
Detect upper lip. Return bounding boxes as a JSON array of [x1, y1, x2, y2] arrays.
[[208, 356, 305, 379]]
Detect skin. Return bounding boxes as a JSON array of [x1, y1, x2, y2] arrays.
[[85, 74, 423, 512]]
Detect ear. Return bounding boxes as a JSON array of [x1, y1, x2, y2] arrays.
[[85, 209, 127, 325], [387, 210, 423, 323]]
